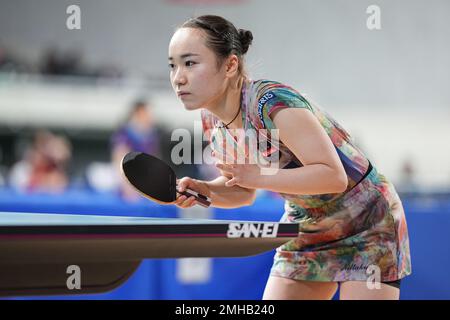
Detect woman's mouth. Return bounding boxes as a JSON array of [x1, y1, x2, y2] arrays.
[[177, 91, 191, 97]]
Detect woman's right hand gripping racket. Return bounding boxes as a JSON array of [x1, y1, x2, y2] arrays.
[[121, 151, 211, 208]]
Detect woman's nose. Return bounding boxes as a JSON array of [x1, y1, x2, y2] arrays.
[[173, 68, 187, 86]]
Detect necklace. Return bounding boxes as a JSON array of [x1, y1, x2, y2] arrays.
[[217, 80, 245, 129], [217, 105, 241, 129]]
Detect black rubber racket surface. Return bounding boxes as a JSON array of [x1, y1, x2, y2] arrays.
[[121, 152, 211, 208]]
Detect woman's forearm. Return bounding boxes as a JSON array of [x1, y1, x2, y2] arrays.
[[204, 176, 256, 208], [258, 164, 348, 195]]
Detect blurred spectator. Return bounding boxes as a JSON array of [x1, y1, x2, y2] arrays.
[[40, 46, 122, 78], [9, 130, 72, 193], [0, 44, 28, 73], [110, 99, 162, 201], [41, 47, 84, 76], [398, 157, 419, 192]]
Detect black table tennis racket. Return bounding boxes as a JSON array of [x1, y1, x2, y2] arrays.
[[121, 151, 211, 208]]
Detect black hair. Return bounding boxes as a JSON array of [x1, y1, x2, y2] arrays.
[[123, 99, 149, 123], [180, 15, 253, 75]]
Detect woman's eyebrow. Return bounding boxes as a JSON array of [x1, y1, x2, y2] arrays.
[[168, 53, 200, 60]]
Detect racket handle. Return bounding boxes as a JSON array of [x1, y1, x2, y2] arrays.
[[178, 188, 211, 208]]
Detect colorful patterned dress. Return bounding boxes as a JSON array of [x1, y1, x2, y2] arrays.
[[201, 79, 411, 282]]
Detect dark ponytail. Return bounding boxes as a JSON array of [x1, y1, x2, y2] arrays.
[[180, 15, 253, 75]]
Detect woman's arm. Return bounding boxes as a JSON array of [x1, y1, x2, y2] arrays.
[[217, 108, 348, 195], [204, 174, 257, 208], [176, 169, 257, 209], [261, 107, 348, 194]]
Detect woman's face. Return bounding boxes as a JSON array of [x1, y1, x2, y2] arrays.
[[168, 27, 228, 111]]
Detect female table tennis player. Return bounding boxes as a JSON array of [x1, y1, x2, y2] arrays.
[[168, 15, 411, 300]]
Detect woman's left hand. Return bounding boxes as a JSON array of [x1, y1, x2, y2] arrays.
[[215, 162, 263, 189]]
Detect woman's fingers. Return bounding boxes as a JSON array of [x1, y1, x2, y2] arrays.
[[185, 196, 197, 207], [174, 194, 187, 205], [177, 176, 196, 193], [175, 195, 196, 208], [215, 163, 234, 173], [177, 178, 189, 192], [212, 150, 235, 164], [225, 177, 238, 187], [174, 176, 204, 208]]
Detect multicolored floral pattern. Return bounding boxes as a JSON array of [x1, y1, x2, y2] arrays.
[[201, 79, 411, 282]]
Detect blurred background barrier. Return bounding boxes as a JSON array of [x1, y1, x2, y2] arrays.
[[0, 190, 449, 300]]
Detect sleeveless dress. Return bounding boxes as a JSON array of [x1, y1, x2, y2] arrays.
[[201, 79, 412, 282]]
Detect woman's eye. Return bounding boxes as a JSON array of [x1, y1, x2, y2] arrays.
[[185, 61, 196, 67], [168, 63, 175, 69]]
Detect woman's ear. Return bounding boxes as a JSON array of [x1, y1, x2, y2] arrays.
[[225, 55, 239, 78]]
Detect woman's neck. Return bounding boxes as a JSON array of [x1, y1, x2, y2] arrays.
[[208, 76, 245, 130]]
